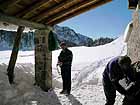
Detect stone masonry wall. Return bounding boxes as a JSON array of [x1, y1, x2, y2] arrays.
[[34, 29, 52, 91], [127, 9, 140, 63]]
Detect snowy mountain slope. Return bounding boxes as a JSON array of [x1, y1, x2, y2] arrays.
[[0, 25, 93, 51], [53, 25, 93, 46], [0, 35, 126, 105]]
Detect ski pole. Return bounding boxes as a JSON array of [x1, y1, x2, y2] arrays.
[[56, 64, 61, 75]]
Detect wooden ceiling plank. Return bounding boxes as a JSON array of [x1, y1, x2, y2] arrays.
[[53, 0, 61, 3], [30, 0, 78, 22], [43, 0, 99, 24], [0, 0, 20, 10], [0, 12, 47, 29], [48, 0, 112, 26], [15, 0, 51, 18], [128, 0, 138, 9], [15, 3, 25, 8]]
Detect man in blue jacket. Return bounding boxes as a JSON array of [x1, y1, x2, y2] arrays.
[[102, 56, 135, 105]]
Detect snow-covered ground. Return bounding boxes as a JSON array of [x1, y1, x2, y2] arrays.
[[0, 36, 126, 105]]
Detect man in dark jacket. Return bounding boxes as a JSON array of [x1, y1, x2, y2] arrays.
[[102, 56, 135, 105], [57, 42, 73, 95], [122, 61, 140, 105]]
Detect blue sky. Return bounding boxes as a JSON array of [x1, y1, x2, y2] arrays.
[[58, 0, 133, 39]]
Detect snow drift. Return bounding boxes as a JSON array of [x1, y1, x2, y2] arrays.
[[0, 35, 126, 105]]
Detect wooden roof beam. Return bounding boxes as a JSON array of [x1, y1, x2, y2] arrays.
[[128, 0, 138, 9], [48, 0, 112, 26], [43, 0, 101, 24], [0, 12, 47, 29], [0, 0, 20, 10], [15, 0, 51, 18], [53, 0, 61, 3], [30, 0, 79, 22]]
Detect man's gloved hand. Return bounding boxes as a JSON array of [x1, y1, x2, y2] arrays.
[[57, 62, 63, 67], [119, 78, 135, 91]]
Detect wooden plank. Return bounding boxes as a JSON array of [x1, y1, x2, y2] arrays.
[[15, 0, 51, 18], [43, 0, 100, 24], [30, 0, 78, 22], [7, 26, 25, 84], [0, 0, 20, 10], [128, 0, 138, 9], [53, 0, 61, 3], [0, 12, 47, 29], [48, 0, 112, 25]]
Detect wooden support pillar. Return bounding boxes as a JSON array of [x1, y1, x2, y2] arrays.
[[7, 26, 25, 84], [34, 29, 52, 91]]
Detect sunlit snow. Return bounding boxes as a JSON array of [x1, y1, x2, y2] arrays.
[[0, 36, 126, 105]]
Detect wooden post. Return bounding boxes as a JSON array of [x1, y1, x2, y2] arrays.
[[34, 29, 52, 91], [7, 26, 25, 84]]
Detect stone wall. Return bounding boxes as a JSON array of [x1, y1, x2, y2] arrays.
[[127, 8, 140, 63], [34, 29, 52, 91]]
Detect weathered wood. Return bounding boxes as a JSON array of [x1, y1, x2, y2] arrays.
[[128, 0, 139, 9], [0, 0, 19, 10], [15, 0, 51, 18], [46, 0, 112, 24], [0, 0, 112, 26], [53, 0, 61, 3], [31, 0, 78, 22], [45, 0, 97, 24], [35, 29, 52, 91], [47, 0, 112, 25], [0, 12, 47, 29], [7, 26, 25, 84]]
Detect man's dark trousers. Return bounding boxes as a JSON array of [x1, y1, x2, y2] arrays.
[[61, 64, 71, 93]]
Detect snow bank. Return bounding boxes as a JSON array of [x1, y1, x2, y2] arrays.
[[0, 36, 126, 105]]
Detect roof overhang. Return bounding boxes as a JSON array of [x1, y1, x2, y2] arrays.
[[128, 0, 138, 9], [0, 0, 112, 28]]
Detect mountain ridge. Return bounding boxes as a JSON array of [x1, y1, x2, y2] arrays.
[[0, 25, 114, 51], [0, 25, 93, 50]]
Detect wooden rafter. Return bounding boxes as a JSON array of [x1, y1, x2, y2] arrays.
[[48, 0, 112, 26], [30, 0, 79, 22], [0, 12, 47, 29], [0, 0, 20, 10], [53, 0, 62, 3], [0, 0, 112, 27], [128, 0, 139, 9], [15, 0, 51, 18], [43, 0, 100, 24]]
